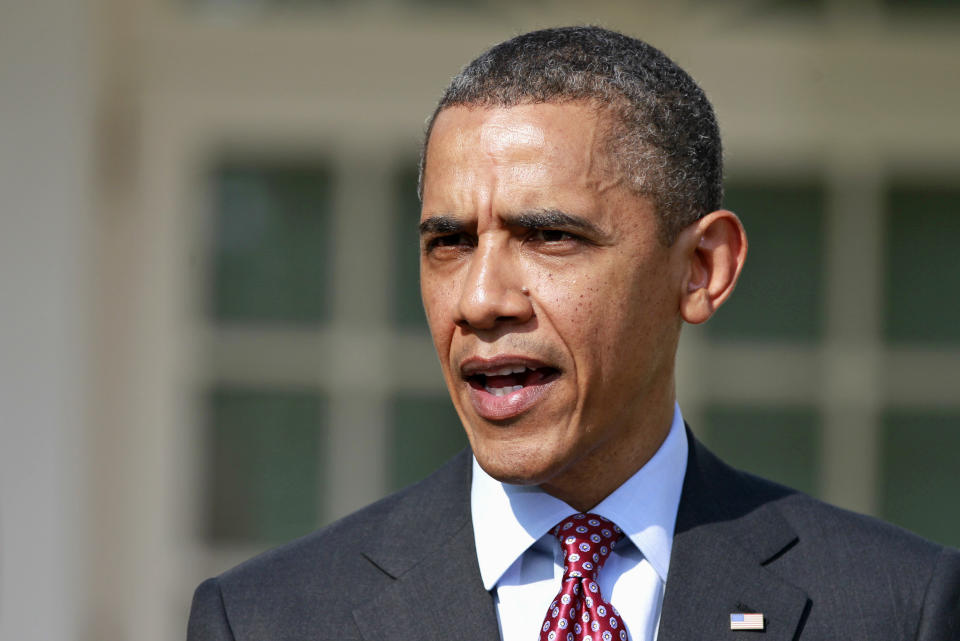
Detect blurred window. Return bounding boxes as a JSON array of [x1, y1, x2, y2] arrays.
[[701, 404, 821, 496], [392, 163, 428, 331], [388, 393, 467, 491], [204, 157, 334, 545], [707, 181, 825, 341], [207, 386, 326, 544], [210, 160, 332, 325], [880, 410, 960, 548], [883, 183, 960, 344]]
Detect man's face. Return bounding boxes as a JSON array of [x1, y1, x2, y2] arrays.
[[419, 102, 688, 491]]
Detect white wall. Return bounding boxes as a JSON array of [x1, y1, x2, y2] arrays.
[[0, 1, 94, 639]]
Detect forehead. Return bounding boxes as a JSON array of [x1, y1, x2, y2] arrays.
[[422, 103, 618, 207]]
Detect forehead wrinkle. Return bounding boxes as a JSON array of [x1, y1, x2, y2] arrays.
[[446, 116, 500, 219], [429, 147, 493, 220]]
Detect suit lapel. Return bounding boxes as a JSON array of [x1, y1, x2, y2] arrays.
[[352, 451, 500, 641], [353, 517, 500, 641], [658, 432, 810, 641]]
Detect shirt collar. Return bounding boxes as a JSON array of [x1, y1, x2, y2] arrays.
[[471, 402, 688, 590]]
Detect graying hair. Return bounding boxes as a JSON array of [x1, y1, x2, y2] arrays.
[[418, 26, 723, 244]]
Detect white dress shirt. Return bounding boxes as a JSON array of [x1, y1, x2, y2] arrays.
[[470, 403, 688, 641]]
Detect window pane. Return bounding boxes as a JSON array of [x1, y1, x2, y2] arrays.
[[708, 181, 825, 341], [388, 394, 467, 491], [392, 163, 428, 331], [880, 410, 960, 548], [206, 386, 326, 544], [702, 404, 820, 496], [883, 183, 960, 344], [210, 160, 332, 325]]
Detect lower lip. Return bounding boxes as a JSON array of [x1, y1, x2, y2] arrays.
[[466, 378, 557, 421]]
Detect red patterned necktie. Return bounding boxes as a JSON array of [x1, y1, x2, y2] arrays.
[[539, 513, 628, 641]]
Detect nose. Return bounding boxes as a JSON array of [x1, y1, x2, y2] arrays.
[[455, 239, 534, 331]]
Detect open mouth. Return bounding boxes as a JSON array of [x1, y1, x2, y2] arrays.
[[464, 365, 561, 397], [459, 357, 562, 420]]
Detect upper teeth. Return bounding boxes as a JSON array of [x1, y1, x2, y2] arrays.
[[485, 365, 529, 376], [486, 384, 524, 397]]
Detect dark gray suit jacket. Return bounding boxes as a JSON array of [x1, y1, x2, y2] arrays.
[[187, 432, 960, 640]]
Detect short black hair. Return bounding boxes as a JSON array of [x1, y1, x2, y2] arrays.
[[419, 26, 723, 244]]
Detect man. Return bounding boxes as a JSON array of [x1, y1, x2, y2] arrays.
[[187, 26, 960, 641]]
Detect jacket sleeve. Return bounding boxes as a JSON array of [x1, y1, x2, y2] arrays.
[[916, 547, 960, 641], [187, 577, 236, 641]]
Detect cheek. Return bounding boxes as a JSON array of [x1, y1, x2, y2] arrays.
[[531, 268, 631, 349], [421, 265, 455, 310], [530, 255, 668, 371], [420, 271, 472, 416]]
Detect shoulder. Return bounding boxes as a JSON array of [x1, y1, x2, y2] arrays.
[[771, 483, 949, 572], [192, 450, 474, 636], [701, 441, 953, 581], [769, 485, 960, 638], [687, 432, 952, 569]]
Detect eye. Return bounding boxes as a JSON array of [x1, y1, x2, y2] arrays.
[[530, 229, 579, 243], [425, 232, 473, 252]]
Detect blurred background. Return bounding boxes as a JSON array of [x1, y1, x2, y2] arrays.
[[2, 0, 959, 639]]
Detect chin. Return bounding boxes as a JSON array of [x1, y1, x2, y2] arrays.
[[471, 436, 574, 487]]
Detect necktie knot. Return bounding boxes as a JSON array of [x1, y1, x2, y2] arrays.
[[541, 513, 629, 641], [552, 513, 623, 581]]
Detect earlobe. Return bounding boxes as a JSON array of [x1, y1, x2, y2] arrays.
[[679, 210, 747, 325]]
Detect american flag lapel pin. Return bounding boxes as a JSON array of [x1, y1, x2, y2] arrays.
[[730, 613, 764, 630]]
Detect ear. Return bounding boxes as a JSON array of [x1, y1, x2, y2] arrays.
[[677, 210, 747, 325]]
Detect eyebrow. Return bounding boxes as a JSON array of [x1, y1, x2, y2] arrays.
[[504, 209, 605, 238], [419, 209, 605, 238], [419, 215, 464, 236]]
